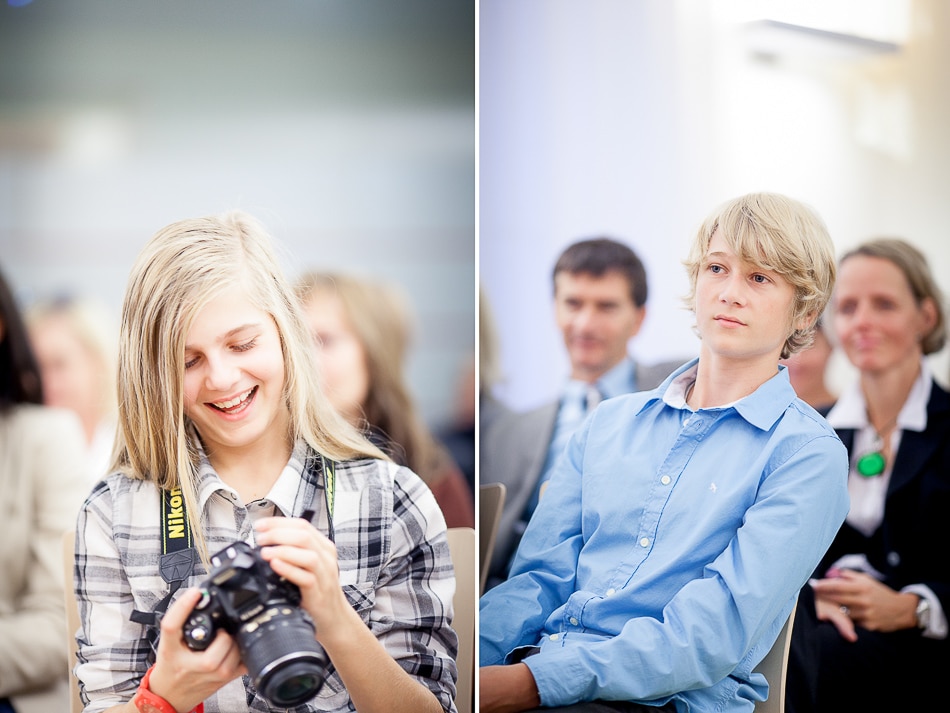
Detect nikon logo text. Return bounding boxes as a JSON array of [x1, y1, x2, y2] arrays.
[[167, 488, 185, 539]]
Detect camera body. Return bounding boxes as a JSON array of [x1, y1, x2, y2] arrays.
[[183, 540, 330, 707]]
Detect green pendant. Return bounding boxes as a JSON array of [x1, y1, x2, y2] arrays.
[[856, 451, 885, 477]]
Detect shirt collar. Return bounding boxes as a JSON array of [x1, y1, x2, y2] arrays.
[[194, 437, 308, 516], [598, 357, 636, 400], [563, 357, 636, 402], [662, 361, 698, 408], [826, 357, 932, 432], [652, 357, 796, 431]]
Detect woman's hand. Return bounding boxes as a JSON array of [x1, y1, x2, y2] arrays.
[[146, 587, 247, 712], [812, 569, 919, 640], [253, 516, 353, 646]]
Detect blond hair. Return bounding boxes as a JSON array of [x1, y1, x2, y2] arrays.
[[683, 192, 837, 359], [114, 211, 382, 558], [295, 271, 450, 486]]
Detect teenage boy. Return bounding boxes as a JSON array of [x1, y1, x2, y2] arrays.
[[479, 193, 850, 713]]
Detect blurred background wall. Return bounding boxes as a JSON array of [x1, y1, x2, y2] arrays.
[[0, 0, 475, 431], [480, 0, 949, 411]]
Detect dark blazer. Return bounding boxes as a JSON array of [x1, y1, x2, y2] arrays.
[[818, 378, 950, 621], [786, 378, 950, 712], [479, 358, 685, 585]]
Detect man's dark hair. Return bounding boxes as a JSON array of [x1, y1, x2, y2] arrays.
[[0, 267, 43, 410], [552, 237, 648, 307]]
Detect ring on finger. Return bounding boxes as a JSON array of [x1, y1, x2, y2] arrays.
[[839, 605, 850, 616]]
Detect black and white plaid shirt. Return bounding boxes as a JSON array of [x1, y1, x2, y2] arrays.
[[74, 440, 459, 712]]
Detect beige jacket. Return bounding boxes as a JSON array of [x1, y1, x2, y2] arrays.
[[0, 405, 90, 713]]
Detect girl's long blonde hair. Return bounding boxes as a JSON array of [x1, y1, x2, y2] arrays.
[[113, 211, 383, 559]]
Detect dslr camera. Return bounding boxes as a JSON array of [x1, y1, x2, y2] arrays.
[[182, 540, 330, 707]]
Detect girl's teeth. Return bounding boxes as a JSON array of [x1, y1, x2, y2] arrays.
[[215, 388, 252, 410]]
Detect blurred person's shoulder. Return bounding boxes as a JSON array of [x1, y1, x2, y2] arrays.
[[3, 402, 85, 447], [482, 397, 559, 443]]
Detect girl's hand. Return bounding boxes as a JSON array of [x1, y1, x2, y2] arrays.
[[254, 516, 354, 644], [146, 587, 247, 712]]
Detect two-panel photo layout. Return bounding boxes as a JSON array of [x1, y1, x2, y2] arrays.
[[2, 1, 948, 712]]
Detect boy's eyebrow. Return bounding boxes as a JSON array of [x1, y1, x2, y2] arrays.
[[184, 322, 261, 351]]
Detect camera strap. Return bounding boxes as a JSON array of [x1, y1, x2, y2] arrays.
[[316, 454, 336, 541], [130, 486, 198, 630]]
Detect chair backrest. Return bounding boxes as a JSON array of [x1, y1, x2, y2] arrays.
[[752, 604, 796, 713], [446, 526, 476, 713], [477, 482, 506, 595], [62, 530, 83, 713]]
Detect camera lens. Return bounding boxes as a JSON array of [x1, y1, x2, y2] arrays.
[[264, 661, 325, 707], [240, 608, 330, 706]]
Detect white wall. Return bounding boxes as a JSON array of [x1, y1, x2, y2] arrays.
[[0, 0, 475, 430], [480, 0, 949, 411]]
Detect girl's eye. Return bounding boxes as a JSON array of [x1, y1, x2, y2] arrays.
[[233, 338, 257, 353], [184, 355, 200, 369]]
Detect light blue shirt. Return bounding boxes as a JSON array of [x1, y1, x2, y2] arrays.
[[479, 359, 849, 711]]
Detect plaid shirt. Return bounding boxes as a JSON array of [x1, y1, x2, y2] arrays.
[[73, 441, 459, 712]]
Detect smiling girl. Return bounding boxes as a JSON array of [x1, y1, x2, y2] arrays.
[[72, 212, 458, 713]]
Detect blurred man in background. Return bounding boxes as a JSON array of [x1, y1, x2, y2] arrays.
[[480, 237, 686, 589]]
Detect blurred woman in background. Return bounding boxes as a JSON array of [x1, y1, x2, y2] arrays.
[[296, 271, 474, 528], [0, 267, 89, 713], [787, 238, 950, 712], [27, 295, 118, 482]]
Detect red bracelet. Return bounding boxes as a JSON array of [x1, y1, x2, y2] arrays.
[[131, 665, 204, 713]]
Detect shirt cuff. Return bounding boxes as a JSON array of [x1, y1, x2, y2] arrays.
[[901, 584, 948, 640]]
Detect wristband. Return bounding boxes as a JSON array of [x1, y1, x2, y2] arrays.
[[131, 665, 205, 713]]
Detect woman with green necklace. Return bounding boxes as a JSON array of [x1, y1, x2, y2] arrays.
[[786, 238, 950, 712]]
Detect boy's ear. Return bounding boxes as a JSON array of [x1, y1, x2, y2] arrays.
[[793, 310, 818, 334]]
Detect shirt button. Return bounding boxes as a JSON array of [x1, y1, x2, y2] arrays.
[[606, 588, 616, 596], [660, 475, 671, 485], [569, 617, 578, 626], [549, 633, 559, 641], [640, 537, 650, 547]]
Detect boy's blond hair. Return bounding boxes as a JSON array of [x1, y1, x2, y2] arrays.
[[683, 192, 836, 359]]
